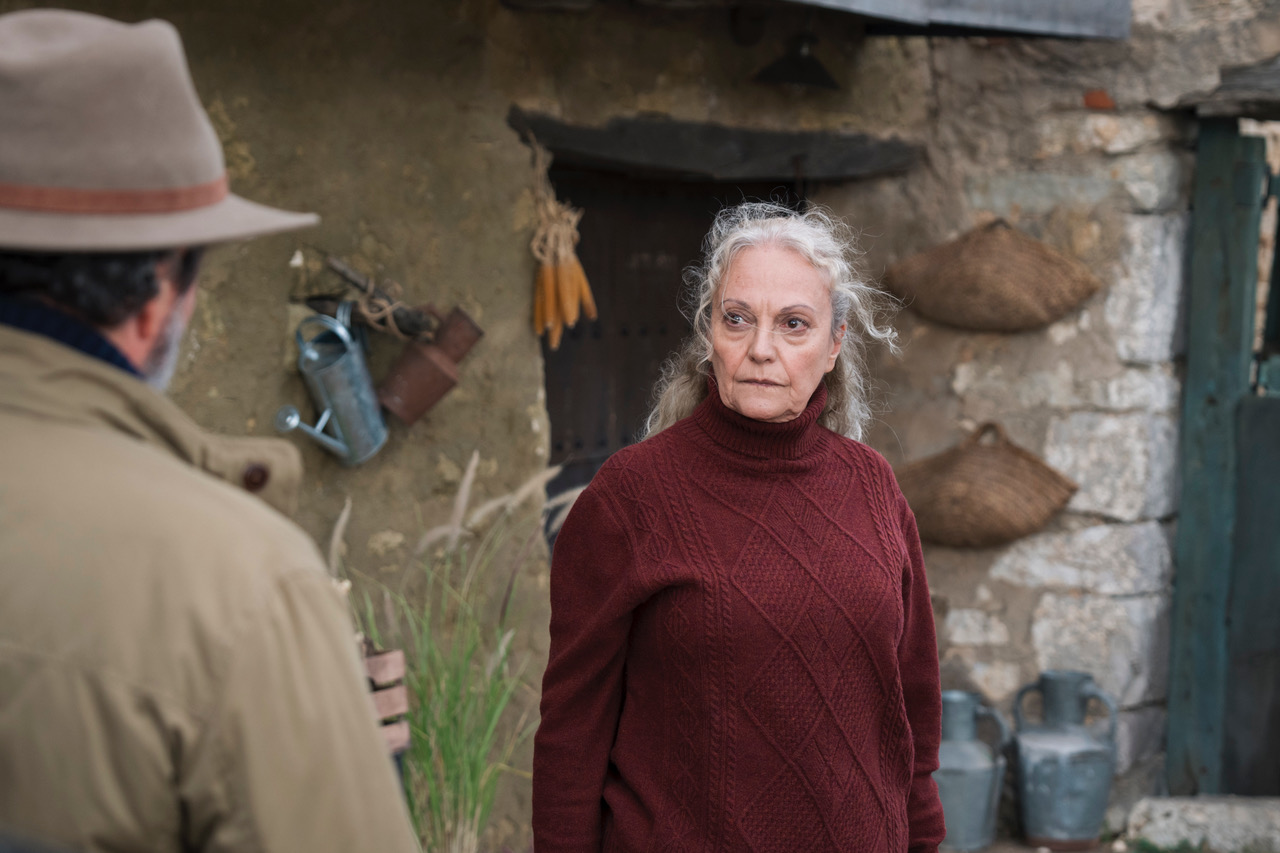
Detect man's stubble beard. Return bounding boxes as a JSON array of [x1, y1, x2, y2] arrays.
[[143, 301, 189, 391]]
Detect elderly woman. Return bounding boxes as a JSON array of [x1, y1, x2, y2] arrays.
[[532, 202, 945, 853]]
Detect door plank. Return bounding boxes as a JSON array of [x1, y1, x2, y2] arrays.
[[1222, 396, 1280, 794], [1167, 120, 1269, 795]]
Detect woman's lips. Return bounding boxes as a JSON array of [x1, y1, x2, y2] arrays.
[[743, 379, 781, 386]]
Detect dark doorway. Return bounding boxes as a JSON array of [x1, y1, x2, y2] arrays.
[[542, 166, 797, 500]]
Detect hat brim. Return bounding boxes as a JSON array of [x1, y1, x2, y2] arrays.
[[0, 192, 318, 252]]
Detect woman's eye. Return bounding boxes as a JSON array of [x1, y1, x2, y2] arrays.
[[782, 317, 810, 334], [724, 312, 746, 326]]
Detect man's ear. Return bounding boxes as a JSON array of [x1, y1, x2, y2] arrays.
[[99, 255, 186, 369]]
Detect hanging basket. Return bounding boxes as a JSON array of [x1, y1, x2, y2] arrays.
[[896, 423, 1078, 548], [884, 220, 1102, 332]]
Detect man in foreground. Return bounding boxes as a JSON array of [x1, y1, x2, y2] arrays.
[[0, 9, 419, 852]]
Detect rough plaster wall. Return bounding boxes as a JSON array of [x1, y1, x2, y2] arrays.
[[9, 0, 1280, 843], [0, 1, 927, 845], [0, 0, 555, 843]]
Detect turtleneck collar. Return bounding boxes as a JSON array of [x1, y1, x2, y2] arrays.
[[691, 374, 830, 462]]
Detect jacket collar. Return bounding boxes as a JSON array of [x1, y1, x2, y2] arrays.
[[0, 322, 302, 516], [0, 297, 141, 377]]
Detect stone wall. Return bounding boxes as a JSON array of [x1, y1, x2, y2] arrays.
[[7, 0, 1280, 844], [840, 0, 1280, 828]]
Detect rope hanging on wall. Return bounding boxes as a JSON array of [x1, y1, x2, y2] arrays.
[[528, 138, 596, 351]]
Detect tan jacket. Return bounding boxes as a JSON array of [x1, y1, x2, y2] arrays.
[[0, 325, 420, 853]]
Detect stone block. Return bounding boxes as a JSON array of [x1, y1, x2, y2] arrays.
[[1127, 796, 1280, 852], [1105, 213, 1189, 365], [1115, 706, 1165, 776], [1132, 0, 1176, 29], [941, 647, 1024, 703], [969, 661, 1023, 703], [946, 608, 1011, 645], [1034, 113, 1175, 159], [1110, 149, 1190, 213], [1083, 366, 1180, 412], [952, 359, 1078, 409], [990, 521, 1172, 595], [1045, 412, 1178, 522], [966, 172, 1113, 217], [1031, 592, 1170, 707]]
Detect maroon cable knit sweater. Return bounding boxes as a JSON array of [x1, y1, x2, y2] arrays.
[[533, 381, 945, 853]]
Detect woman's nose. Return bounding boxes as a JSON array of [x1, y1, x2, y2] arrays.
[[748, 324, 776, 361]]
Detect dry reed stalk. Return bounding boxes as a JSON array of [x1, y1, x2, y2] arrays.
[[447, 450, 481, 552], [327, 496, 353, 577], [466, 464, 563, 529], [533, 264, 552, 334], [546, 484, 587, 535]]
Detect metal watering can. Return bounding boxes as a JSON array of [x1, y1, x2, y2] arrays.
[[1012, 670, 1117, 851], [935, 690, 1010, 852], [275, 305, 387, 465]]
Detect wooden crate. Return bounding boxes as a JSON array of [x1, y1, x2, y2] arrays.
[[363, 649, 410, 757]]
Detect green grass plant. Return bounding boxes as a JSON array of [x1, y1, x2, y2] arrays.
[[352, 453, 572, 853]]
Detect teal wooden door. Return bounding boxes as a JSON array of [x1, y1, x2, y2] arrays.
[[1168, 119, 1280, 795], [1222, 395, 1280, 792]]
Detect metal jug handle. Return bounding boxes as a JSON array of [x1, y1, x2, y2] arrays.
[[1012, 682, 1039, 732], [296, 311, 354, 353], [1081, 682, 1119, 741], [977, 703, 1012, 750]]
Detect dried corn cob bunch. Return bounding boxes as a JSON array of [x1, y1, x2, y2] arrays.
[[529, 141, 597, 350]]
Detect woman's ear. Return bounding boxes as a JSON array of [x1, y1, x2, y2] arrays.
[[827, 323, 846, 372]]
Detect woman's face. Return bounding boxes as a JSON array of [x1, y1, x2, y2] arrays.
[[709, 244, 845, 423]]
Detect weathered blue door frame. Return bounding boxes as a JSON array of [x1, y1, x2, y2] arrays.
[[1167, 118, 1280, 795]]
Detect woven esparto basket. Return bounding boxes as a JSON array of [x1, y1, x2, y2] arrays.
[[884, 220, 1103, 333], [895, 423, 1078, 548]]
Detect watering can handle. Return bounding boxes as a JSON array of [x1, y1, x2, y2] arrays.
[[1081, 683, 1119, 741], [296, 311, 354, 351], [1012, 682, 1039, 732], [977, 703, 1012, 749]]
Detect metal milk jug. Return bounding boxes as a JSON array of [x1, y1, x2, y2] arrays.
[[276, 307, 388, 465], [935, 690, 1009, 852], [1012, 670, 1117, 851]]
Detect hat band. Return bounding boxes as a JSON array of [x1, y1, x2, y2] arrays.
[[0, 174, 228, 214]]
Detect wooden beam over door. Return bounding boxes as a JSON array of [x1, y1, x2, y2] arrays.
[[1179, 53, 1280, 121], [507, 106, 922, 183]]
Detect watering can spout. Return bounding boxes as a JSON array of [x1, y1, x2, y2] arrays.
[[275, 405, 350, 458]]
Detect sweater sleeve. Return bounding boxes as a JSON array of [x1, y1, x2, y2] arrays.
[[896, 494, 946, 853], [533, 475, 641, 853]]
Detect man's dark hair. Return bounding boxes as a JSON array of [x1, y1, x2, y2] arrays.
[[0, 248, 204, 327]]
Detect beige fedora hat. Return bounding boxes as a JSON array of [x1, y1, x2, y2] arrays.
[[0, 9, 317, 251]]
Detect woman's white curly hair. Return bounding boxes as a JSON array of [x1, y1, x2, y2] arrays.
[[643, 201, 898, 441]]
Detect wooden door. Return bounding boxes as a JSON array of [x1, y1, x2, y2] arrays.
[[541, 167, 795, 498], [1168, 120, 1280, 795], [1222, 395, 1280, 793]]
